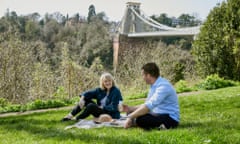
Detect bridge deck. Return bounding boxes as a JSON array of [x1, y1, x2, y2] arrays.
[[127, 31, 199, 37]]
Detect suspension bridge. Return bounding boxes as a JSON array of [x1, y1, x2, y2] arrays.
[[113, 2, 201, 73], [115, 2, 200, 37]]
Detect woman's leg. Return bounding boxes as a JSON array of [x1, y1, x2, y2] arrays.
[[62, 99, 95, 121], [76, 103, 106, 120], [70, 104, 81, 116], [70, 99, 95, 116]]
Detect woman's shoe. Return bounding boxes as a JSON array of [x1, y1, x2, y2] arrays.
[[61, 117, 72, 122], [61, 114, 73, 122]]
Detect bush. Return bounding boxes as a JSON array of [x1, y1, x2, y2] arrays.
[[197, 74, 237, 90], [53, 86, 68, 100], [0, 98, 76, 114], [0, 98, 9, 107], [28, 99, 67, 110], [127, 91, 148, 100], [6, 104, 22, 112], [175, 80, 194, 93]]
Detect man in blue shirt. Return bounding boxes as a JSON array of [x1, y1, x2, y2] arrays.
[[124, 63, 179, 130]]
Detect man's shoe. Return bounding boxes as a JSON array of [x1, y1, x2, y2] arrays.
[[158, 124, 167, 130]]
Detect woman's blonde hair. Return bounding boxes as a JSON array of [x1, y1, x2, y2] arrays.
[[99, 72, 116, 90]]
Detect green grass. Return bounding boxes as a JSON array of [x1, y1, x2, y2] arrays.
[[0, 86, 240, 144]]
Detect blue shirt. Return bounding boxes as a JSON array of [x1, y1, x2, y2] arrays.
[[145, 77, 180, 122]]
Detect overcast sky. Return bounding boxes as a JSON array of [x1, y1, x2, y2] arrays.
[[0, 0, 225, 21]]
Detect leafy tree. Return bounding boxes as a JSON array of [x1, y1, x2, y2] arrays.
[[0, 32, 34, 103], [27, 12, 40, 22], [50, 12, 65, 24], [73, 13, 80, 23], [87, 4, 96, 23], [96, 12, 108, 22], [192, 0, 240, 80], [25, 20, 41, 40], [151, 13, 172, 26], [178, 14, 197, 26], [151, 13, 201, 27], [80, 15, 112, 68], [0, 17, 9, 32]]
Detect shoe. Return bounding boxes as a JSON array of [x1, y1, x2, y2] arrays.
[[61, 114, 73, 122], [61, 113, 74, 122], [61, 117, 72, 122], [158, 124, 167, 130]]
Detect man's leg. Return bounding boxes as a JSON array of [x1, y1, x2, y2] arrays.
[[76, 103, 106, 120], [136, 113, 179, 130]]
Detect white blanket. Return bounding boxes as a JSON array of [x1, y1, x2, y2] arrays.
[[64, 119, 126, 130]]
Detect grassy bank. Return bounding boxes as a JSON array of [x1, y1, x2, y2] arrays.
[[0, 86, 239, 144]]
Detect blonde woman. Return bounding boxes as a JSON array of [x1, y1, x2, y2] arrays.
[[62, 72, 123, 121]]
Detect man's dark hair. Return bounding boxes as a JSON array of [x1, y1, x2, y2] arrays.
[[141, 62, 160, 78]]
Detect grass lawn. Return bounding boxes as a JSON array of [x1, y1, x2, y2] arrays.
[[0, 86, 239, 144]]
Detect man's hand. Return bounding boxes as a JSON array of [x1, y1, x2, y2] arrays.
[[124, 117, 133, 129], [124, 104, 150, 129]]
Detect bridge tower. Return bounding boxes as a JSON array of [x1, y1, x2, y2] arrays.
[[113, 2, 143, 75], [121, 2, 143, 34]]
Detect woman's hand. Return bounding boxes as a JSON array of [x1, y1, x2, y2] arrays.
[[118, 104, 129, 113], [79, 99, 85, 109]]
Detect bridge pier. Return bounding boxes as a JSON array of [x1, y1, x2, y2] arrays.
[[113, 34, 119, 75]]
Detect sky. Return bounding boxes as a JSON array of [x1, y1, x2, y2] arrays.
[[0, 0, 225, 21]]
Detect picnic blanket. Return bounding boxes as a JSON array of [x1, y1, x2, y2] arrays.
[[64, 118, 126, 130]]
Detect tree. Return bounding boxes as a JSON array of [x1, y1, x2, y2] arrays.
[[192, 0, 240, 80], [178, 14, 196, 26], [27, 12, 40, 22], [151, 13, 172, 26], [80, 15, 112, 67], [73, 13, 80, 23], [25, 20, 40, 40], [0, 32, 34, 103], [0, 17, 9, 32], [87, 4, 96, 23]]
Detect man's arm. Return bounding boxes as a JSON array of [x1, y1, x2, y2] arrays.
[[124, 104, 149, 128], [119, 104, 140, 113]]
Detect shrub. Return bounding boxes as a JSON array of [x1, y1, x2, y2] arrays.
[[175, 80, 194, 93], [197, 74, 237, 90], [53, 86, 68, 100], [127, 91, 148, 100], [6, 104, 22, 112], [0, 98, 75, 114], [0, 98, 9, 107], [28, 99, 67, 110]]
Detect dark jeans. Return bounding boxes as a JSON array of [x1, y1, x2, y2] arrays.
[[136, 113, 179, 130], [70, 100, 106, 120]]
